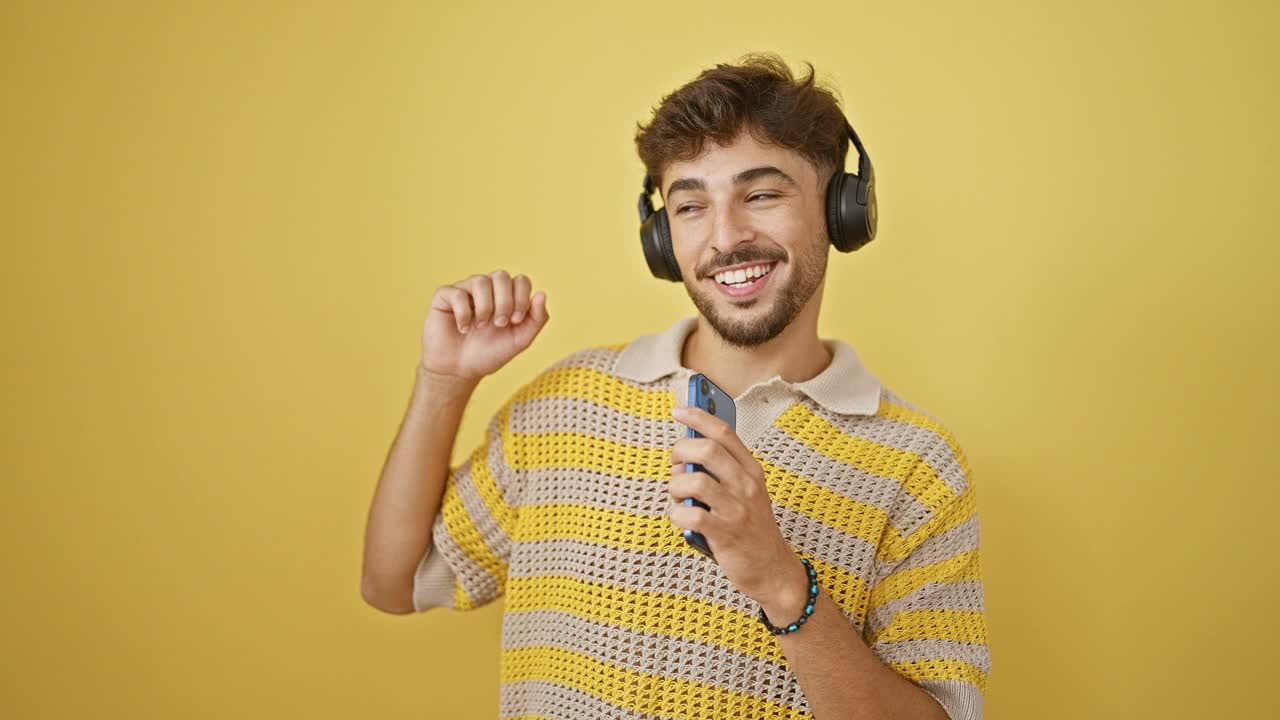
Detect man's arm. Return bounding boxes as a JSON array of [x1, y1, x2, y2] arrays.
[[759, 475, 987, 719], [360, 270, 551, 614], [360, 365, 478, 614], [759, 567, 951, 720]]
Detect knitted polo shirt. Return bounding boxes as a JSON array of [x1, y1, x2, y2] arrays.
[[413, 315, 990, 720]]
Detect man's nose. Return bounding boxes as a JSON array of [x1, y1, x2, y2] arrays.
[[710, 201, 756, 255]]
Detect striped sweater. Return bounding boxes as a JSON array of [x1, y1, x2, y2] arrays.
[[413, 316, 990, 719]]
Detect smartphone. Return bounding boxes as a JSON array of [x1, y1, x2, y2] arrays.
[[681, 372, 737, 560]]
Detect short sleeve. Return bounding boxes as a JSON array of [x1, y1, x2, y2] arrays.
[[412, 394, 524, 612], [864, 441, 991, 720]]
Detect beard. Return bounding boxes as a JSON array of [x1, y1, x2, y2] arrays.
[[683, 240, 827, 349]]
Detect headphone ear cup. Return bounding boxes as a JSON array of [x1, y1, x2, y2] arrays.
[[824, 170, 847, 250], [828, 170, 877, 253], [862, 172, 877, 242], [640, 207, 682, 282]]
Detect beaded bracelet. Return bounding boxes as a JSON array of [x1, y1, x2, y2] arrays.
[[757, 557, 818, 635]]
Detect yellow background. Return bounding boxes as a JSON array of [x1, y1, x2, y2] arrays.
[[3, 1, 1276, 717]]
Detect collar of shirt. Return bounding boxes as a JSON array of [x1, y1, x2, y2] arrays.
[[612, 315, 882, 417]]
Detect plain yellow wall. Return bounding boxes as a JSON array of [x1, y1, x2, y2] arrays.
[[3, 0, 1277, 717]]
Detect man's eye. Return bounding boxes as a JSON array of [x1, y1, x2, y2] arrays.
[[676, 195, 776, 214]]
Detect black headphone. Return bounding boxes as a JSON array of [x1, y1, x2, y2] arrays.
[[637, 118, 877, 282]]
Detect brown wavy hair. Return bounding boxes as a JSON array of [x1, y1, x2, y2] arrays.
[[634, 52, 850, 198]]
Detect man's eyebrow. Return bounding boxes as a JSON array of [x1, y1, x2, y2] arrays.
[[665, 165, 798, 198]]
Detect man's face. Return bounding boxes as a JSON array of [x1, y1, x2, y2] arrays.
[[663, 127, 829, 348]]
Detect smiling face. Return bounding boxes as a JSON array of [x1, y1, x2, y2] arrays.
[[663, 126, 830, 348]]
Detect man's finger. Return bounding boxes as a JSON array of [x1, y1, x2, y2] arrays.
[[511, 274, 532, 323], [688, 406, 758, 471]]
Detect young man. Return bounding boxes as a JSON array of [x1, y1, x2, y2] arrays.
[[362, 53, 990, 720]]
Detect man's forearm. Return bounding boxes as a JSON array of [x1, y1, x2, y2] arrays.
[[758, 560, 950, 720], [360, 364, 479, 613]]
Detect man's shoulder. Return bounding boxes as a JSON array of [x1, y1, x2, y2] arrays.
[[800, 384, 971, 495], [872, 386, 974, 500]]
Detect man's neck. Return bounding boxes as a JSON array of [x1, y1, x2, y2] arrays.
[[680, 311, 832, 401]]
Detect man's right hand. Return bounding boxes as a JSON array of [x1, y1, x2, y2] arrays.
[[420, 269, 550, 383]]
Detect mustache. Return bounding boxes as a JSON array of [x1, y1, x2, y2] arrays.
[[698, 250, 786, 278]]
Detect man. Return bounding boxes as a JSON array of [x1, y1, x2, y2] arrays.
[[361, 52, 990, 720]]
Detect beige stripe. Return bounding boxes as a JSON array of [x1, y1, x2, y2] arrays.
[[507, 530, 872, 610], [773, 504, 877, 584], [411, 538, 455, 612], [507, 537, 758, 615], [865, 579, 985, 636], [545, 345, 626, 374], [918, 679, 985, 720], [873, 638, 991, 674], [518, 466, 669, 513], [509, 393, 682, 449], [502, 609, 807, 709]]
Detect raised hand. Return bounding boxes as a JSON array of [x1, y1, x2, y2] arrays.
[[420, 269, 550, 383]]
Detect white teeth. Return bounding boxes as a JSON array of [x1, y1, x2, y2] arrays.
[[714, 262, 775, 285]]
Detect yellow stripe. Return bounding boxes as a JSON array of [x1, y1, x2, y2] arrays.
[[511, 504, 875, 619], [890, 657, 989, 694], [809, 555, 873, 626], [868, 550, 981, 610], [508, 430, 672, 478], [467, 404, 516, 536], [438, 474, 506, 606], [877, 483, 979, 564], [513, 503, 697, 553], [774, 403, 956, 517], [519, 365, 676, 420], [876, 399, 974, 482], [869, 608, 989, 646], [760, 455, 890, 547], [451, 578, 472, 611], [500, 645, 810, 720], [510, 448, 891, 549], [506, 574, 784, 663]]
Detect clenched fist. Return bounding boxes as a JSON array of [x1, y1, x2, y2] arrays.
[[420, 269, 550, 383]]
